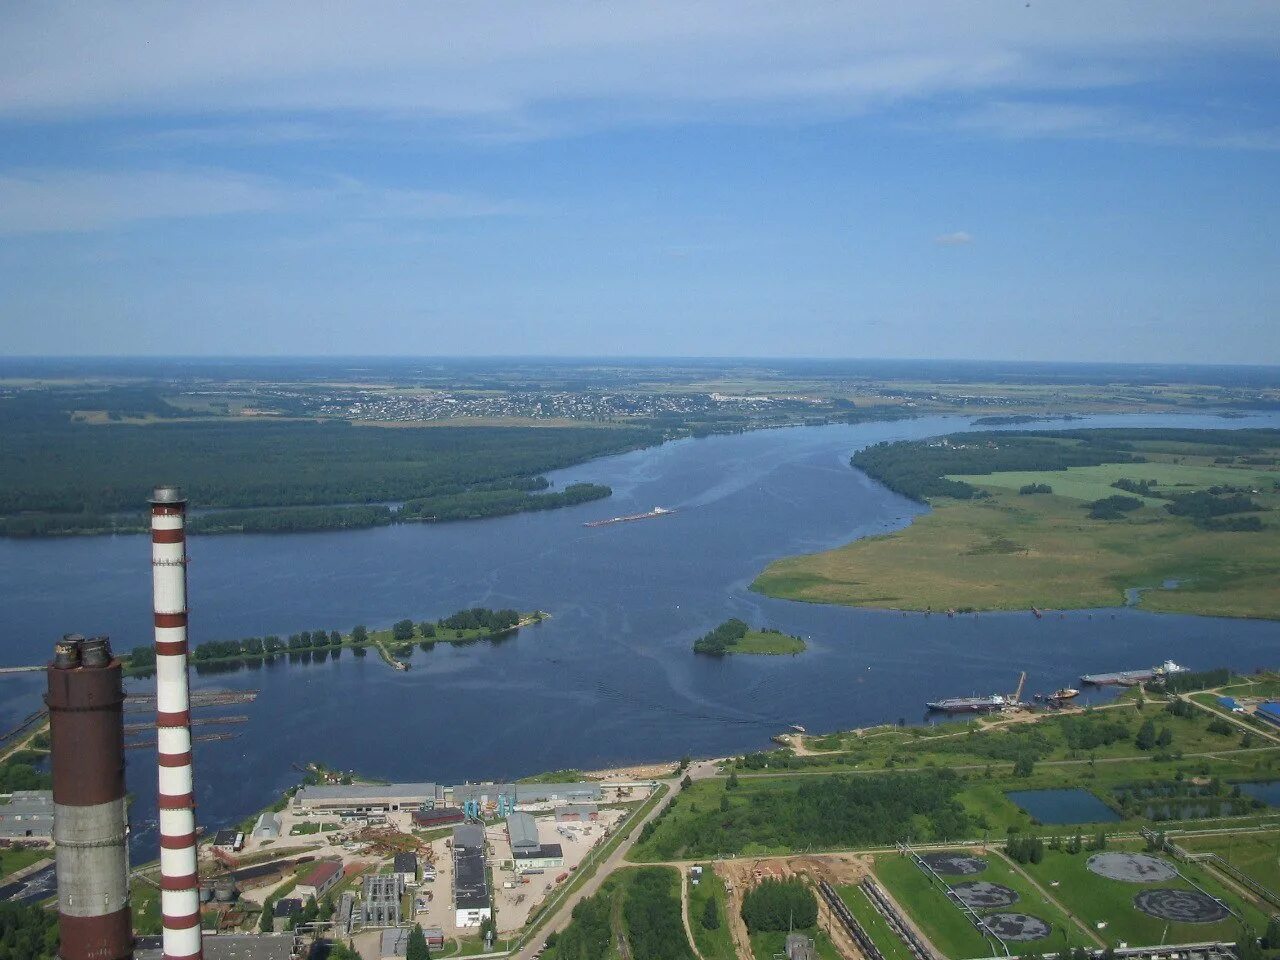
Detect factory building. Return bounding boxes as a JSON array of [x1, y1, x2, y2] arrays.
[[0, 790, 54, 839], [508, 812, 565, 869], [291, 780, 602, 818], [363, 873, 404, 927], [516, 842, 564, 870], [296, 860, 343, 901], [394, 851, 418, 886], [412, 806, 465, 828], [555, 803, 599, 822], [253, 811, 281, 840], [1257, 702, 1280, 728], [453, 823, 485, 851], [506, 812, 540, 854], [292, 781, 443, 815], [336, 891, 356, 935], [452, 781, 603, 819], [454, 845, 492, 927]]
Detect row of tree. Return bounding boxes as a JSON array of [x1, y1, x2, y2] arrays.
[[129, 609, 534, 670]]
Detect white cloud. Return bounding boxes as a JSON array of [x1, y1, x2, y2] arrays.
[[0, 1, 1275, 128], [935, 231, 974, 246], [0, 169, 523, 234], [951, 100, 1280, 151], [0, 169, 281, 234]]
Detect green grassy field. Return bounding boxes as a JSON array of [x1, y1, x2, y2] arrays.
[[1174, 830, 1280, 893], [1019, 842, 1270, 948], [872, 855, 994, 958], [752, 486, 1280, 619], [949, 462, 1279, 505], [753, 432, 1280, 620], [687, 869, 736, 960], [836, 884, 916, 960], [731, 629, 806, 655], [0, 847, 50, 880]]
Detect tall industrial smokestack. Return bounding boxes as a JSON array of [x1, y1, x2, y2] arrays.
[[150, 486, 203, 960], [46, 633, 133, 960]]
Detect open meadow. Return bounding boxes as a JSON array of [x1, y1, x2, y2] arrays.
[[754, 428, 1280, 619]]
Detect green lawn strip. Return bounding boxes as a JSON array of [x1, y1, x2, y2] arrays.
[[871, 854, 993, 959], [0, 847, 51, 880], [1214, 675, 1280, 700], [730, 630, 806, 656], [835, 884, 916, 960], [1172, 830, 1280, 898], [1019, 843, 1267, 948], [687, 869, 736, 960]]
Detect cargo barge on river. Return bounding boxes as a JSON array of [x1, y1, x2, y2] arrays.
[[584, 507, 675, 528], [1080, 659, 1187, 687]]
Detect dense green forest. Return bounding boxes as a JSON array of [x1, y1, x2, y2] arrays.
[[0, 751, 51, 792], [546, 868, 692, 960], [637, 770, 970, 859], [0, 903, 58, 960], [851, 428, 1280, 502], [0, 418, 650, 536], [398, 482, 610, 521], [741, 879, 818, 932]]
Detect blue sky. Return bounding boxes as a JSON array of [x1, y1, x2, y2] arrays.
[[1, 2, 1278, 362]]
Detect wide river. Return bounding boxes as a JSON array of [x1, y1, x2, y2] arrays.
[[3, 412, 1279, 858]]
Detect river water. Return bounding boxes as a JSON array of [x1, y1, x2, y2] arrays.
[[2, 411, 1278, 857]]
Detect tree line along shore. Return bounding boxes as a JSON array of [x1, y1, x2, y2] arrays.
[[123, 607, 546, 676], [0, 417, 649, 537]]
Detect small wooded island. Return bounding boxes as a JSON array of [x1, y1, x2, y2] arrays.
[[124, 606, 547, 675], [692, 618, 806, 656]]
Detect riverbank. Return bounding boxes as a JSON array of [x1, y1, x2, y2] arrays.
[[753, 427, 1280, 620]]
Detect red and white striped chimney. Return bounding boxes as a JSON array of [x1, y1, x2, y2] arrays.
[[150, 486, 203, 960]]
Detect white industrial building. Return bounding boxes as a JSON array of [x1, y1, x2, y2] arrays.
[[453, 824, 491, 928], [0, 790, 53, 840], [291, 781, 443, 814], [507, 812, 564, 870]]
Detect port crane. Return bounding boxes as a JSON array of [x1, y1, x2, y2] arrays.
[[1009, 671, 1026, 706]]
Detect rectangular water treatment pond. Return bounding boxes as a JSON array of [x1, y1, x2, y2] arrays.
[[1006, 788, 1122, 825]]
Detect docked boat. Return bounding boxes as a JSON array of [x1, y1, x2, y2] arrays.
[[1080, 659, 1187, 687], [927, 671, 1026, 714], [1051, 687, 1080, 701], [788, 724, 807, 734], [926, 694, 1008, 714]]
